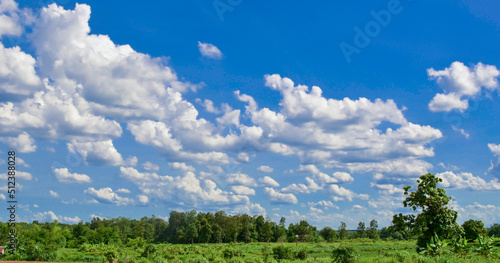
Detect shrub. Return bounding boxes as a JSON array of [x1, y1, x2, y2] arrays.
[[261, 246, 272, 262], [272, 245, 293, 260], [126, 237, 146, 248], [462, 219, 486, 241], [475, 235, 498, 257], [222, 247, 241, 259], [105, 250, 117, 263], [294, 248, 307, 260], [331, 245, 358, 263], [121, 255, 139, 263], [22, 241, 57, 261], [142, 244, 157, 258], [418, 233, 448, 257], [451, 236, 470, 258]]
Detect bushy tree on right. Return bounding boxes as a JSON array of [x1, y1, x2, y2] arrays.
[[394, 173, 463, 250]]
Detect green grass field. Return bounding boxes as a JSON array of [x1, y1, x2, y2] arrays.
[[48, 239, 499, 263]]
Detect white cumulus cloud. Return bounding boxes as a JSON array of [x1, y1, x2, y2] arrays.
[[53, 168, 91, 183], [259, 176, 280, 187], [428, 62, 499, 112], [198, 41, 223, 59], [437, 171, 500, 191], [257, 165, 274, 173], [264, 187, 298, 204], [84, 187, 133, 206]]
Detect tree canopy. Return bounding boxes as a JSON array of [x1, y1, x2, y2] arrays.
[[395, 173, 463, 249]]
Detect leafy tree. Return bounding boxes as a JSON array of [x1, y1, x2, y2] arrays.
[[295, 220, 314, 241], [462, 219, 486, 241], [226, 215, 240, 242], [273, 223, 287, 242], [239, 214, 252, 243], [338, 222, 347, 240], [319, 227, 337, 242], [488, 223, 500, 237], [367, 219, 379, 239], [397, 173, 462, 249], [199, 218, 212, 243], [389, 213, 414, 240], [279, 217, 286, 226], [356, 222, 366, 238], [261, 220, 274, 242], [254, 215, 265, 240], [95, 225, 121, 245], [166, 211, 188, 243], [214, 210, 227, 242], [211, 225, 223, 243]]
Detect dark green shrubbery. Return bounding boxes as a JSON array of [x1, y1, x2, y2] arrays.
[[295, 248, 307, 260], [271, 245, 308, 260], [331, 245, 358, 263], [222, 246, 241, 259], [272, 245, 293, 260], [141, 244, 157, 258]]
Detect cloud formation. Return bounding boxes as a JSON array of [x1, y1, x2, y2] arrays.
[[428, 62, 499, 112], [198, 41, 223, 59], [488, 143, 500, 177], [53, 168, 91, 184]]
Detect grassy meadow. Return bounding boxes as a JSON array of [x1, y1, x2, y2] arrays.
[[46, 239, 498, 263]]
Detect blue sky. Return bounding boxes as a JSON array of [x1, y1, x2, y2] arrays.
[[1, 0, 500, 228]]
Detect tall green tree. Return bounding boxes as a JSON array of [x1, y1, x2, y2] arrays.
[[295, 220, 314, 241], [367, 219, 379, 239], [397, 173, 462, 249], [338, 222, 347, 240], [261, 220, 274, 242], [319, 227, 337, 242], [488, 223, 500, 237], [356, 222, 366, 238], [199, 218, 212, 243], [185, 210, 199, 244]]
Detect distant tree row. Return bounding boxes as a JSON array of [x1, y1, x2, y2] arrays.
[[0, 209, 497, 251], [0, 211, 389, 252], [0, 176, 498, 257]]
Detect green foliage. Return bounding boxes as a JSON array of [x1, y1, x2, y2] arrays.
[[272, 245, 293, 260], [21, 241, 57, 261], [222, 246, 241, 259], [488, 223, 500, 237], [261, 246, 273, 262], [451, 236, 470, 258], [2, 209, 499, 262], [287, 220, 315, 242], [338, 222, 347, 240], [357, 222, 366, 238], [475, 234, 498, 257], [127, 237, 146, 248], [319, 226, 338, 242], [398, 173, 461, 249], [105, 249, 117, 263], [141, 244, 157, 258], [462, 219, 486, 241], [331, 245, 359, 263], [419, 233, 448, 257], [294, 248, 307, 260], [367, 219, 380, 240]]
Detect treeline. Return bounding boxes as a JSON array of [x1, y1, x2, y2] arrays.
[[1, 210, 499, 252]]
